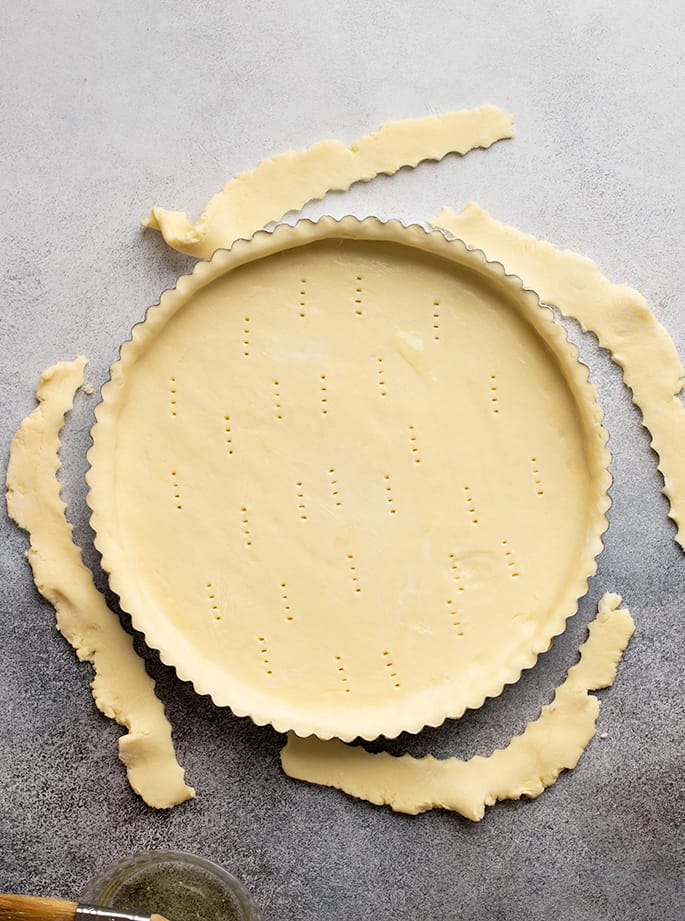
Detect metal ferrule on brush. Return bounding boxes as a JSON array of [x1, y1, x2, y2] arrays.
[[76, 907, 151, 921]]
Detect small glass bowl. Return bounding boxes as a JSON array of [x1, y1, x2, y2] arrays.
[[80, 849, 261, 921]]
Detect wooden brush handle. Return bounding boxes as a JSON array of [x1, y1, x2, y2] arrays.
[[0, 897, 165, 921]]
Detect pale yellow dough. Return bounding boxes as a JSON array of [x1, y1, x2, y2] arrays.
[[432, 202, 685, 549], [281, 592, 634, 819], [8, 109, 657, 813], [6, 358, 194, 809], [142, 105, 513, 259], [88, 217, 610, 742]]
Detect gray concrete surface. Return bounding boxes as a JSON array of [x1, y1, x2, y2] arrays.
[[1, 2, 683, 919]]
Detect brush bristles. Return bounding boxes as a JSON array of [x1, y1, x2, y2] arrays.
[[0, 896, 78, 921]]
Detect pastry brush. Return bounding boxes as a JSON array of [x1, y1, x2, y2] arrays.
[[0, 895, 169, 921]]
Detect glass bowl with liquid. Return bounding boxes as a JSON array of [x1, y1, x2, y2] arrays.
[[80, 850, 261, 921]]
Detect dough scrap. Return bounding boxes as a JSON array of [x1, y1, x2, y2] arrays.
[[281, 592, 634, 819], [6, 358, 195, 809], [142, 105, 513, 259], [432, 202, 685, 549], [87, 217, 610, 742]]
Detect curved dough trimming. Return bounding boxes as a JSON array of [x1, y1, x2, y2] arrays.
[[5, 358, 194, 809], [281, 592, 634, 819], [142, 104, 513, 259]]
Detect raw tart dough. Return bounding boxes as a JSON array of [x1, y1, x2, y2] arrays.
[[142, 104, 513, 259], [432, 203, 685, 549], [281, 592, 634, 819], [87, 216, 610, 742], [12, 105, 660, 808], [6, 358, 194, 809]]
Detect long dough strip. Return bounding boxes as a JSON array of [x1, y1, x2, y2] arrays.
[[432, 202, 685, 549], [281, 593, 634, 819], [142, 105, 513, 259], [6, 358, 195, 809]]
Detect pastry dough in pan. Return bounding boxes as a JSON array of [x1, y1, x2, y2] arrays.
[[88, 217, 610, 741]]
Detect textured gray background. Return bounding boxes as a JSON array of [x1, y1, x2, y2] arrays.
[[1, 2, 683, 919]]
